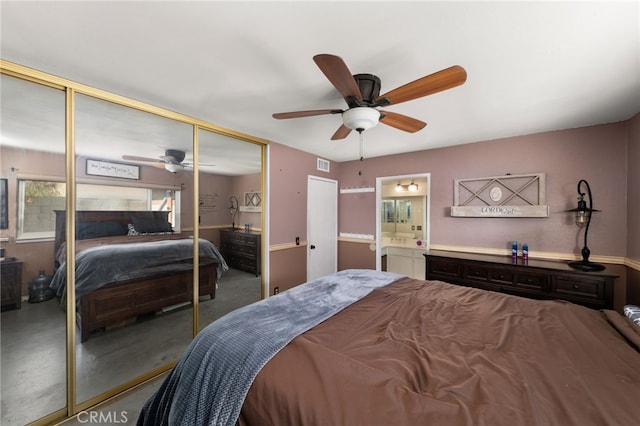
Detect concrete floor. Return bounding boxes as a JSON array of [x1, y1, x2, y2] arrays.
[[0, 268, 261, 426]]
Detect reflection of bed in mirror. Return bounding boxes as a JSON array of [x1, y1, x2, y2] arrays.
[[50, 210, 227, 342], [139, 270, 640, 425]]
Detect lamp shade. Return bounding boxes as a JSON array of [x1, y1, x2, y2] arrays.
[[342, 107, 380, 132]]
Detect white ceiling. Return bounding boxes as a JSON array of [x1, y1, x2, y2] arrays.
[[1, 1, 638, 168]]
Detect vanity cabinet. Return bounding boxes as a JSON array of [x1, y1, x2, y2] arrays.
[[386, 247, 425, 280], [219, 229, 261, 276], [424, 250, 616, 310]]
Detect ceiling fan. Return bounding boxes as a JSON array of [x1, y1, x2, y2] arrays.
[[122, 149, 211, 173], [273, 54, 467, 140]]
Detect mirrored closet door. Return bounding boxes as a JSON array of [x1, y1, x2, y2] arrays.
[[1, 61, 268, 425], [73, 93, 197, 405], [0, 73, 68, 425], [196, 127, 264, 333]]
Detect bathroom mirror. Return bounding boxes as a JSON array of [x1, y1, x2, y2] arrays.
[[381, 197, 420, 238]]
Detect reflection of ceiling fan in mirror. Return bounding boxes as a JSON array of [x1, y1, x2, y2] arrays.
[[273, 54, 467, 140], [122, 149, 214, 173]]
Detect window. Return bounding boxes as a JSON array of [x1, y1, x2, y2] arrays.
[[17, 179, 180, 241]]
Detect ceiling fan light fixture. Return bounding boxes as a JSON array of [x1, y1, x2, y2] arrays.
[[342, 107, 380, 132], [164, 163, 183, 173]]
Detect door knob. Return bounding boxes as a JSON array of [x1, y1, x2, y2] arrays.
[[310, 245, 316, 249]]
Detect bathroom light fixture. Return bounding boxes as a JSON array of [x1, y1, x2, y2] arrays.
[[342, 107, 380, 132], [395, 182, 419, 193], [164, 163, 183, 173], [565, 179, 605, 271]]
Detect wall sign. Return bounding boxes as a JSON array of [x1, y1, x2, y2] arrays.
[[451, 173, 549, 218], [86, 159, 140, 180]]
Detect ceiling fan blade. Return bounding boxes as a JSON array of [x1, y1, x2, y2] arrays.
[[375, 65, 467, 106], [331, 124, 352, 140], [160, 155, 180, 163], [122, 155, 163, 163], [379, 110, 427, 133], [182, 162, 216, 167], [313, 54, 362, 100], [273, 109, 342, 119]]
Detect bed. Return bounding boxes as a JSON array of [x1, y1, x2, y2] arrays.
[[138, 269, 640, 425], [50, 210, 228, 342]]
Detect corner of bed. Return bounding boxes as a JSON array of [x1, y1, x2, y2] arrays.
[[50, 210, 227, 342], [138, 269, 640, 425]]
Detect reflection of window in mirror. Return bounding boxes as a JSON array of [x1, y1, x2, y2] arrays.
[[17, 179, 180, 240]]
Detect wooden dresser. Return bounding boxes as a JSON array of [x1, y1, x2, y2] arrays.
[[424, 250, 617, 310], [1, 258, 23, 311], [219, 229, 261, 276]]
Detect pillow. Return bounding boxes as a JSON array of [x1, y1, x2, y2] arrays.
[[624, 305, 640, 326], [131, 216, 173, 234], [76, 221, 128, 240], [127, 223, 139, 236]]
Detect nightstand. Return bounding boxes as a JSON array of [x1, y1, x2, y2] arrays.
[[1, 258, 23, 311]]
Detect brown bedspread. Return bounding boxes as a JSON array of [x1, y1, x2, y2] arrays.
[[240, 277, 640, 425]]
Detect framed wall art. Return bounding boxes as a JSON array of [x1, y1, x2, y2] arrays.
[[86, 159, 140, 180]]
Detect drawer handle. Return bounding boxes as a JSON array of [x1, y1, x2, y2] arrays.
[[573, 284, 580, 289], [499, 274, 505, 279]]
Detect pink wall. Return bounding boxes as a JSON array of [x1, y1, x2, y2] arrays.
[[232, 173, 261, 230], [627, 113, 640, 261], [268, 142, 339, 245], [336, 122, 630, 258]]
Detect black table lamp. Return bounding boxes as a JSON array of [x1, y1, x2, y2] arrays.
[[566, 179, 605, 272]]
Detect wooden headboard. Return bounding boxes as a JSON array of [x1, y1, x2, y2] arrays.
[[53, 210, 171, 261]]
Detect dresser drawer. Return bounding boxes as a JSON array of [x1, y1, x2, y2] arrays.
[[514, 271, 548, 291], [488, 269, 515, 285], [226, 233, 258, 247], [463, 264, 490, 282], [553, 275, 605, 301], [426, 258, 461, 281]]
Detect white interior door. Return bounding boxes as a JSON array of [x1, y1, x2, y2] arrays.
[[307, 175, 337, 281]]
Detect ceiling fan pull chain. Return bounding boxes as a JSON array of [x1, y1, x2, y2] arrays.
[[359, 131, 364, 161]]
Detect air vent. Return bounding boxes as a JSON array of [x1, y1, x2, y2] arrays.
[[317, 158, 330, 173]]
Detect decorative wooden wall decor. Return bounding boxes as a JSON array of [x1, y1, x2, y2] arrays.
[[239, 191, 261, 212], [451, 173, 549, 218]]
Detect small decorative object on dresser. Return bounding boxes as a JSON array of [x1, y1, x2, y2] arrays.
[[1, 258, 23, 311], [425, 250, 617, 310], [219, 228, 261, 276]]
